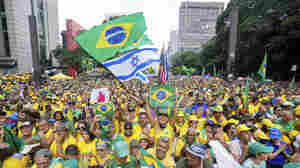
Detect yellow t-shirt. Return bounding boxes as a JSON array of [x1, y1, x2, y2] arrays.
[[174, 138, 185, 158], [210, 116, 228, 128], [121, 133, 139, 147], [248, 103, 261, 116], [147, 148, 175, 168], [77, 138, 97, 155], [3, 157, 25, 168], [134, 124, 155, 139], [50, 135, 77, 157]]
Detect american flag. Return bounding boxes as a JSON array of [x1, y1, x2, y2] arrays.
[[66, 19, 85, 51], [159, 45, 169, 84]]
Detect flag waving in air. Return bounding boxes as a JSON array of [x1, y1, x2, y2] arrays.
[[258, 52, 267, 80], [66, 19, 85, 51], [75, 12, 147, 63], [103, 48, 160, 83], [159, 45, 169, 84]]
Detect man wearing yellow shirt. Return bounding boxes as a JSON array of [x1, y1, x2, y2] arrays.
[[210, 106, 228, 128], [50, 122, 77, 158], [174, 111, 188, 137], [152, 109, 175, 150], [31, 148, 63, 168], [134, 110, 155, 144], [121, 122, 139, 147], [37, 118, 54, 147], [147, 136, 175, 168]]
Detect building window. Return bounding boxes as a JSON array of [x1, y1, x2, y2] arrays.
[[0, 0, 10, 57]]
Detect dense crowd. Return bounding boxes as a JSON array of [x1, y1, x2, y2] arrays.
[[0, 73, 300, 168]]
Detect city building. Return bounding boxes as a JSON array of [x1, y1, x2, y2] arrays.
[[178, 1, 224, 52], [168, 30, 179, 65], [0, 0, 59, 73]]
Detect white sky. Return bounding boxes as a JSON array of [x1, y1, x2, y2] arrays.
[[58, 0, 230, 48]]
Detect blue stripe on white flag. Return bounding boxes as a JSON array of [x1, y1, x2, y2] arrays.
[[117, 59, 160, 80], [103, 48, 158, 67], [103, 48, 160, 82]]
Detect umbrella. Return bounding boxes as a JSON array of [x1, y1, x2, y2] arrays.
[[50, 73, 73, 80]]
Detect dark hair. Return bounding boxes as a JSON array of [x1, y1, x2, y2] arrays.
[[65, 145, 80, 156]]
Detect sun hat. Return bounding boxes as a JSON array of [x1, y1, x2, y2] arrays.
[[189, 115, 198, 121], [236, 124, 251, 134], [249, 142, 274, 155], [254, 129, 270, 140], [185, 143, 207, 159], [269, 128, 282, 139], [261, 119, 274, 128]]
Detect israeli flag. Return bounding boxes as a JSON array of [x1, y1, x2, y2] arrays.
[[103, 48, 160, 83]]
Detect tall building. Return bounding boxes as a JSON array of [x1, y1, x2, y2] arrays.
[[178, 2, 224, 52], [168, 30, 179, 65], [0, 0, 59, 73]]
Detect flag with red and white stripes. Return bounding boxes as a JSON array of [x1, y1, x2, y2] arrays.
[[159, 45, 168, 84], [66, 19, 85, 51]]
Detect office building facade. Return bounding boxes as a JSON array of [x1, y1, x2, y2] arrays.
[[178, 2, 224, 52], [0, 0, 59, 73]]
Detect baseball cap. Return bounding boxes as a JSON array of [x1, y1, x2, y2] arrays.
[[20, 121, 32, 128], [249, 142, 274, 155], [189, 115, 198, 121], [236, 124, 251, 134], [269, 128, 282, 139], [185, 143, 207, 159], [254, 129, 270, 140]]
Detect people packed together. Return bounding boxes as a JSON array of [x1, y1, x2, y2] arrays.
[[0, 73, 300, 168]]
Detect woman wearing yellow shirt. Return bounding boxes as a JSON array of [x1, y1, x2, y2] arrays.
[[77, 128, 97, 155], [49, 122, 77, 158]]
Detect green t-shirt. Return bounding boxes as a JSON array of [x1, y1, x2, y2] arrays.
[[283, 162, 300, 168], [274, 120, 295, 132]]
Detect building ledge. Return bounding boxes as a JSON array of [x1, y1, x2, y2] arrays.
[[0, 57, 17, 68]]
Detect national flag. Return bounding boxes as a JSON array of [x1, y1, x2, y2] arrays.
[[90, 88, 110, 103], [159, 46, 169, 84], [243, 79, 249, 109], [213, 64, 217, 77], [103, 48, 160, 83], [289, 75, 295, 90], [96, 101, 114, 118], [202, 67, 206, 77], [75, 12, 147, 63], [119, 34, 153, 53], [150, 84, 176, 108], [66, 19, 85, 51], [258, 52, 267, 80]]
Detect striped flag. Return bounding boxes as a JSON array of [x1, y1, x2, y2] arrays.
[[159, 45, 168, 84], [66, 19, 85, 51]]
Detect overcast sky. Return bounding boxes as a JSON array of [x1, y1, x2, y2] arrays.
[[59, 0, 230, 48]]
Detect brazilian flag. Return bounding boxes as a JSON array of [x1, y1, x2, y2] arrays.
[[95, 101, 114, 118], [150, 84, 176, 108], [258, 52, 267, 80], [75, 12, 147, 63], [119, 34, 153, 53]]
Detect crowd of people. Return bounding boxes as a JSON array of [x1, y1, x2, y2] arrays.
[[0, 73, 300, 168]]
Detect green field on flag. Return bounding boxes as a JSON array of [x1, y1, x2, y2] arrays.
[[75, 12, 147, 63]]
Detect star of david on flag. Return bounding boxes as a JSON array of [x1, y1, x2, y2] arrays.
[[103, 48, 160, 84], [150, 84, 176, 108]]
